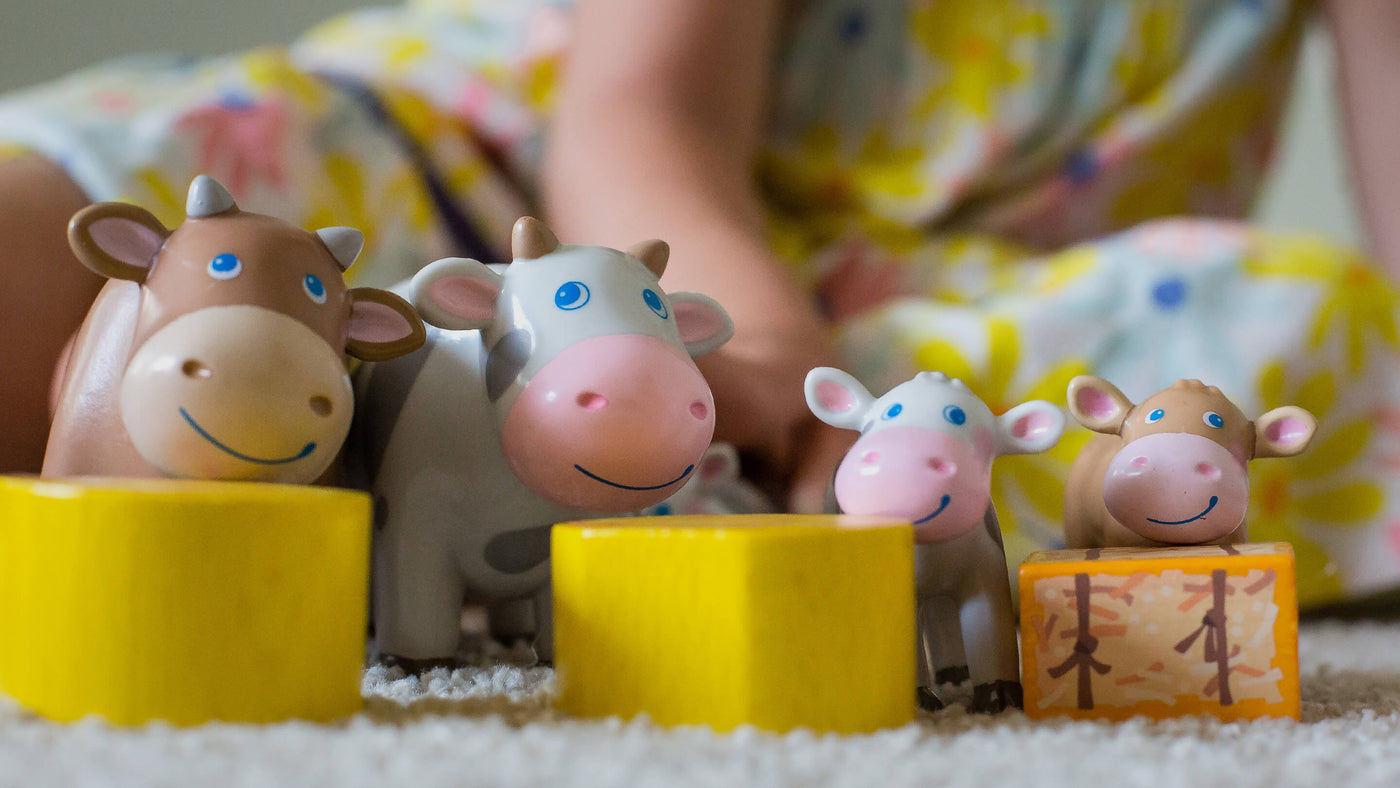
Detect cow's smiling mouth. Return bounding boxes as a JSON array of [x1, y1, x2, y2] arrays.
[[1146, 495, 1219, 526], [913, 495, 953, 525], [574, 463, 694, 491], [180, 408, 316, 465]]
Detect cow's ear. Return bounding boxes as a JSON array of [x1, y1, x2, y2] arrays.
[[1067, 375, 1133, 434], [68, 202, 171, 283], [696, 442, 740, 486], [410, 256, 503, 331], [996, 400, 1066, 456], [1253, 406, 1317, 459], [669, 292, 733, 357], [345, 288, 426, 361], [805, 367, 875, 432]]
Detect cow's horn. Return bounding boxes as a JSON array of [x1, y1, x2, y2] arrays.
[[186, 175, 238, 217], [626, 239, 669, 278], [316, 227, 365, 271], [511, 217, 560, 260]]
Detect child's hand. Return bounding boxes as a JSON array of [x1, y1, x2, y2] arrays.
[[693, 301, 855, 513]]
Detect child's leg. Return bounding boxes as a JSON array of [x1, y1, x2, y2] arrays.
[[0, 154, 101, 471]]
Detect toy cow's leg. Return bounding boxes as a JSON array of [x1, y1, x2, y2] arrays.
[[956, 513, 1022, 712], [921, 594, 970, 685], [372, 530, 466, 673], [914, 600, 946, 711], [530, 579, 554, 664]]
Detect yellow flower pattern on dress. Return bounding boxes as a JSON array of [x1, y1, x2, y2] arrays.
[[1247, 363, 1384, 606]]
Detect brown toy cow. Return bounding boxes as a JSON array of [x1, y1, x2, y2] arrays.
[[44, 175, 425, 484], [1063, 376, 1316, 548]]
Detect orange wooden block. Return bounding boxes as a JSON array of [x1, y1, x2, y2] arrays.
[[1019, 542, 1299, 722]]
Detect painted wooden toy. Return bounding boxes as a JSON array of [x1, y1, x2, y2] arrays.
[[44, 175, 425, 484], [805, 368, 1065, 712], [354, 218, 733, 669], [1063, 376, 1317, 548]]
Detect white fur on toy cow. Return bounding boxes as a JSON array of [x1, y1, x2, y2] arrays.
[[354, 218, 733, 669], [805, 368, 1065, 713]]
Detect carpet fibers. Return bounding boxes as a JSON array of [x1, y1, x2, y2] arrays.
[[3, 620, 1400, 787]]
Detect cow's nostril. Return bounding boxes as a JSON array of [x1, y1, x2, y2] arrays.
[[690, 401, 708, 420], [577, 392, 608, 411], [928, 458, 956, 476], [1131, 456, 1149, 468], [861, 450, 880, 464], [1196, 462, 1221, 480], [182, 360, 211, 380], [309, 396, 334, 418]]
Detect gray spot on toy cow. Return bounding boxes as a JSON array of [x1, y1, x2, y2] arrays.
[[373, 495, 389, 532], [485, 329, 533, 403], [353, 346, 433, 486], [484, 524, 552, 574]]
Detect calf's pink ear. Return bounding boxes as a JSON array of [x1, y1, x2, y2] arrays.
[[1067, 375, 1134, 434], [670, 292, 734, 357], [345, 288, 426, 362], [1253, 406, 1317, 459], [804, 367, 875, 432], [409, 256, 503, 331], [996, 400, 1066, 455], [67, 202, 171, 283], [696, 443, 740, 485]]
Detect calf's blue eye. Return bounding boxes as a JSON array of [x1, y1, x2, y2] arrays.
[[1146, 408, 1165, 424], [555, 281, 590, 310], [1203, 411, 1224, 429], [881, 403, 903, 420], [643, 288, 669, 318], [208, 253, 242, 280], [303, 274, 327, 304], [943, 405, 966, 426]]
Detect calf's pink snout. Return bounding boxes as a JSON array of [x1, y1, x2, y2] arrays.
[[501, 334, 715, 512], [1102, 432, 1248, 544], [835, 426, 991, 543]]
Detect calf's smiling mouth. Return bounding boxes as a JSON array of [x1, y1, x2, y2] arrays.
[[179, 407, 316, 465]]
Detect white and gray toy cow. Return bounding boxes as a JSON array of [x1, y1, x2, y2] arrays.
[[355, 218, 733, 670], [805, 368, 1065, 712]]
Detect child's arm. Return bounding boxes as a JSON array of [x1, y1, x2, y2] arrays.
[[543, 0, 853, 510], [0, 155, 102, 472], [1324, 0, 1400, 279]]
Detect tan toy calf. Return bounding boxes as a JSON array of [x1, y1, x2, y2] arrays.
[[1063, 376, 1316, 548], [45, 175, 424, 483]]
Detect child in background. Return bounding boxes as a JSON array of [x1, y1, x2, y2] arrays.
[[0, 0, 1397, 606]]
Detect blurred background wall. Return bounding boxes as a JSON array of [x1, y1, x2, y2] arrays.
[[0, 1, 1366, 252]]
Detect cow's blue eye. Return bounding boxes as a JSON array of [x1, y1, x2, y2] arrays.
[[881, 403, 903, 420], [303, 274, 327, 304], [208, 253, 242, 280], [643, 288, 668, 319], [943, 405, 966, 426], [1203, 411, 1224, 429], [1146, 408, 1165, 424], [555, 281, 590, 310]]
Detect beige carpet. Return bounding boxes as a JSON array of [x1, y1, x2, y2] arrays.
[[3, 620, 1400, 787]]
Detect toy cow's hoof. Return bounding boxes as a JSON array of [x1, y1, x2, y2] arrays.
[[935, 666, 971, 686], [917, 686, 946, 712], [970, 680, 1023, 713], [380, 655, 459, 675]]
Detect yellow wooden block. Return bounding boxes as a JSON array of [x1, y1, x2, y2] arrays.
[[1019, 542, 1299, 722], [0, 475, 370, 726], [553, 514, 916, 734]]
